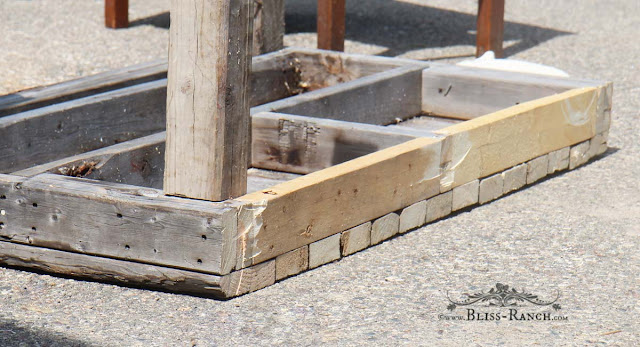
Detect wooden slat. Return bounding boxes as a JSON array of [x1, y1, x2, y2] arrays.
[[0, 174, 239, 275], [0, 61, 166, 117], [13, 133, 167, 188], [0, 241, 226, 298], [235, 85, 608, 268], [251, 112, 431, 174], [0, 53, 302, 173], [235, 137, 443, 267], [0, 56, 417, 175], [0, 81, 167, 174], [317, 0, 346, 51], [12, 112, 431, 185], [252, 66, 424, 125], [0, 49, 299, 118], [105, 0, 129, 29], [0, 48, 419, 118], [435, 87, 600, 191], [476, 0, 505, 57], [422, 65, 603, 119], [389, 115, 463, 132], [290, 48, 426, 91]]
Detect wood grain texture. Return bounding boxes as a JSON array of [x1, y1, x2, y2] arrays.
[[252, 0, 285, 54], [0, 61, 166, 117], [252, 112, 433, 174], [105, 0, 129, 29], [317, 0, 346, 51], [252, 66, 424, 125], [0, 48, 420, 120], [476, 0, 504, 57], [164, 0, 254, 201], [0, 241, 227, 297], [275, 245, 308, 280], [0, 50, 299, 118], [291, 48, 425, 91], [435, 87, 601, 191], [0, 81, 167, 174], [0, 174, 239, 275], [13, 133, 167, 189], [390, 115, 462, 132], [235, 136, 442, 267], [220, 259, 275, 297], [11, 111, 430, 186], [422, 65, 602, 120]]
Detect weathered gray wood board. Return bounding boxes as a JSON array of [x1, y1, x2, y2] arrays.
[[0, 241, 226, 297], [291, 48, 426, 90], [0, 48, 413, 118], [0, 174, 239, 275], [0, 61, 167, 117], [0, 81, 168, 174], [0, 55, 297, 174], [251, 112, 433, 174], [252, 66, 424, 125], [1, 49, 416, 175], [0, 50, 296, 117], [252, 0, 285, 55], [12, 112, 434, 186], [422, 64, 602, 119], [13, 133, 167, 188]]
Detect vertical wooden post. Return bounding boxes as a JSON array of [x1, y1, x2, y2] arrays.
[[252, 0, 285, 55], [317, 0, 346, 51], [476, 0, 505, 58], [164, 0, 254, 201], [105, 0, 129, 29]]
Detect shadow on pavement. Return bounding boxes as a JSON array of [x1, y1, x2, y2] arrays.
[[285, 0, 572, 57], [0, 318, 91, 347], [129, 1, 571, 58]]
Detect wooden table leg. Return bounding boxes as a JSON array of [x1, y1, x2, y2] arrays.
[[317, 0, 346, 51], [105, 0, 129, 29], [476, 0, 505, 57], [164, 0, 253, 201]]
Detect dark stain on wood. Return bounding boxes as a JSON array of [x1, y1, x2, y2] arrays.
[[265, 146, 303, 166]]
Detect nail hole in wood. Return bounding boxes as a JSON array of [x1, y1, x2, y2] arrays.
[[0, 195, 6, 200], [31, 227, 36, 232], [0, 222, 4, 229], [117, 213, 123, 218], [153, 249, 157, 253], [201, 235, 207, 240], [125, 245, 130, 250], [197, 259, 203, 264], [32, 203, 38, 207]]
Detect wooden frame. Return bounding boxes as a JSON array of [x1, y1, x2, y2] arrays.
[[0, 48, 611, 298]]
